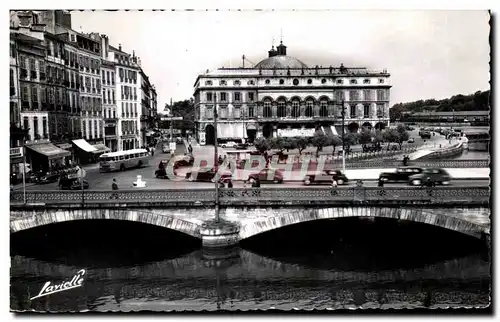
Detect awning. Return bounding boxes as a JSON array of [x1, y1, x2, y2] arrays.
[[57, 143, 72, 150], [91, 143, 111, 154], [233, 123, 245, 138], [26, 143, 71, 160], [217, 124, 234, 139], [72, 139, 97, 153], [330, 125, 339, 136]]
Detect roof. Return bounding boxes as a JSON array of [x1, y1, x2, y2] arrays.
[[254, 55, 309, 69]]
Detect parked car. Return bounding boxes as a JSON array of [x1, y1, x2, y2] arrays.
[[175, 137, 183, 144], [236, 143, 249, 150], [37, 172, 59, 185], [185, 167, 232, 182], [407, 138, 415, 143], [420, 131, 431, 139], [59, 177, 89, 190], [247, 167, 284, 184], [162, 144, 171, 153], [408, 168, 452, 186], [379, 167, 424, 183], [220, 141, 237, 148], [303, 170, 349, 186]]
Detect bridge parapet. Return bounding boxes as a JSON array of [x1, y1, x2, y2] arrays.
[[10, 187, 490, 208]]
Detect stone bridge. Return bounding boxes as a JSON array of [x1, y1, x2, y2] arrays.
[[11, 204, 490, 241]]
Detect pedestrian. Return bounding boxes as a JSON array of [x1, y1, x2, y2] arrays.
[[227, 178, 233, 188], [111, 178, 119, 199], [151, 146, 155, 156]]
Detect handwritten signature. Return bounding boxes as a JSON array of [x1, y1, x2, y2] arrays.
[[30, 269, 86, 300]]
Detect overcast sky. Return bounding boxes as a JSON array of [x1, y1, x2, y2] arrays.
[[71, 10, 490, 110]]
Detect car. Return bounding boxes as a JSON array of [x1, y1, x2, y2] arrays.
[[175, 137, 183, 144], [247, 167, 284, 184], [220, 141, 237, 148], [236, 143, 249, 150], [420, 131, 431, 139], [408, 168, 452, 186], [303, 170, 349, 186], [185, 167, 232, 182], [407, 138, 415, 143], [162, 144, 171, 153], [59, 177, 90, 190], [379, 167, 424, 183]]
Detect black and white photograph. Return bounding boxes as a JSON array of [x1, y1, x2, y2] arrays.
[[8, 5, 492, 313]]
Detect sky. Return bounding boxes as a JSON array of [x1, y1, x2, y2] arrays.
[[71, 10, 490, 111]]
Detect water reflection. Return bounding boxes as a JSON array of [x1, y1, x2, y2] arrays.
[[10, 218, 491, 311]]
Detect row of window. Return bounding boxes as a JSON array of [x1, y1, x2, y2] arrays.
[[23, 116, 48, 140], [104, 108, 117, 119], [121, 120, 138, 134], [121, 102, 138, 118], [101, 70, 116, 86], [82, 119, 104, 140], [102, 89, 117, 105], [77, 55, 101, 75], [121, 85, 137, 100], [205, 91, 254, 102], [204, 78, 386, 86], [118, 68, 138, 84], [203, 104, 387, 119], [203, 89, 388, 103]]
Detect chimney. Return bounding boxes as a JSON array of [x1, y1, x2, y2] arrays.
[[119, 43, 122, 51]]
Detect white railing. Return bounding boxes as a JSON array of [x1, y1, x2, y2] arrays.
[[10, 147, 22, 157]]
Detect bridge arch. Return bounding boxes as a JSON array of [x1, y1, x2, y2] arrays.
[[10, 209, 202, 239], [239, 207, 488, 240]]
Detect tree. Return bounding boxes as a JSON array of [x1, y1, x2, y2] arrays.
[[359, 129, 373, 148], [342, 133, 359, 152], [373, 130, 384, 148], [328, 135, 342, 154], [382, 128, 400, 150], [295, 136, 309, 155], [270, 136, 289, 154], [311, 131, 329, 157], [254, 137, 271, 154], [396, 125, 410, 148]]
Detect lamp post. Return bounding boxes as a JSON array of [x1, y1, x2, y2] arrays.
[[213, 91, 220, 223], [336, 93, 346, 172]]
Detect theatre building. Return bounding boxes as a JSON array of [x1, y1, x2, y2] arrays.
[[193, 41, 391, 145]]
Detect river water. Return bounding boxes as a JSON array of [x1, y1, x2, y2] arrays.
[[10, 218, 491, 311]]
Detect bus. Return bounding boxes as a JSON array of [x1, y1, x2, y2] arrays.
[[99, 149, 150, 172]]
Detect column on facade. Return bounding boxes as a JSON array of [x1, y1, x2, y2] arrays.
[[256, 102, 263, 118], [271, 102, 277, 118], [299, 101, 305, 117], [357, 103, 364, 119], [286, 102, 292, 117], [313, 102, 320, 117], [371, 102, 377, 119]]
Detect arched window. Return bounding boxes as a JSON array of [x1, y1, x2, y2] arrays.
[[291, 100, 300, 117], [263, 100, 272, 117], [320, 100, 328, 117], [277, 101, 286, 117], [305, 100, 314, 117]]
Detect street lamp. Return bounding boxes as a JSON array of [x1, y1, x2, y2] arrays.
[[213, 91, 220, 223], [335, 92, 346, 172]]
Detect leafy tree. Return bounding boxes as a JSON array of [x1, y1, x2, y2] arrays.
[[295, 136, 309, 155], [359, 129, 373, 148], [328, 135, 342, 154], [342, 133, 359, 152], [373, 130, 385, 148], [311, 131, 329, 157], [396, 125, 410, 148], [254, 137, 271, 154], [382, 128, 400, 150], [270, 136, 289, 154]]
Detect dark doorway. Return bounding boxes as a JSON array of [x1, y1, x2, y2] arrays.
[[246, 129, 257, 143], [374, 122, 386, 131], [263, 124, 273, 138], [205, 124, 215, 145]]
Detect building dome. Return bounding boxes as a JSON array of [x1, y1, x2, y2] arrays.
[[254, 55, 308, 69]]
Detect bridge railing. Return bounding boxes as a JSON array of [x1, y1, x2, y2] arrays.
[[10, 186, 490, 205], [328, 159, 489, 169]]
